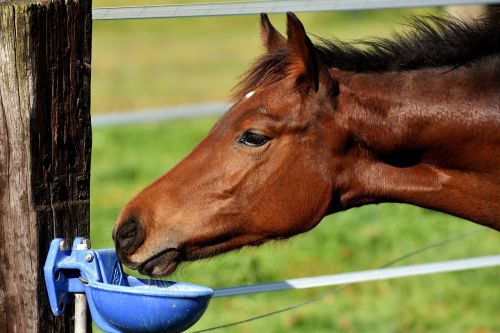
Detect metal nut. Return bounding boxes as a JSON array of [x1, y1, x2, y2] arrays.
[[85, 253, 94, 262]]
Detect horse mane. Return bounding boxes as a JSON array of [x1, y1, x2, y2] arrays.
[[232, 11, 500, 100]]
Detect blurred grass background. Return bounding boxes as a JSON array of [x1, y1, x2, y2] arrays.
[[90, 2, 499, 332]]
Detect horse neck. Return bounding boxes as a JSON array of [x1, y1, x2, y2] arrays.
[[333, 56, 500, 229]]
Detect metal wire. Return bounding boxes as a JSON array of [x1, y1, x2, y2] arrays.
[[93, 0, 500, 21], [213, 255, 500, 297], [190, 229, 494, 332], [91, 102, 229, 128]]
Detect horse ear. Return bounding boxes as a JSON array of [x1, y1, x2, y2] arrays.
[[286, 12, 319, 91], [260, 13, 286, 51]]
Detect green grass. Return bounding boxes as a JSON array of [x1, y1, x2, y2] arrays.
[[91, 8, 438, 113], [90, 7, 500, 333]]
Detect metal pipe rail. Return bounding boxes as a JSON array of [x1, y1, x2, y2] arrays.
[[91, 102, 229, 128], [213, 255, 500, 297], [93, 0, 500, 21]]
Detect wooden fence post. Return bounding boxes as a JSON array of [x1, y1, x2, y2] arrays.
[[0, 0, 92, 331]]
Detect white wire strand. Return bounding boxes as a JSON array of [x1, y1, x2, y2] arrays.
[[91, 103, 229, 128], [213, 254, 500, 297], [191, 229, 496, 332], [93, 0, 500, 21]]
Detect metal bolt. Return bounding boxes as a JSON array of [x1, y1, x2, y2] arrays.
[[59, 240, 65, 251], [85, 253, 94, 262], [82, 239, 91, 249]]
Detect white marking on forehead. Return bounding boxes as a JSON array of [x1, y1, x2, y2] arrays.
[[245, 91, 255, 99]]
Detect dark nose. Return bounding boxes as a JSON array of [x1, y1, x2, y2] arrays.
[[114, 216, 144, 256]]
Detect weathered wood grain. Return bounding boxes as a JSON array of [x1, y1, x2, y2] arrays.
[[0, 0, 92, 331]]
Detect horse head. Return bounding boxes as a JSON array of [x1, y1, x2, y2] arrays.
[[113, 12, 500, 276], [113, 13, 344, 276]]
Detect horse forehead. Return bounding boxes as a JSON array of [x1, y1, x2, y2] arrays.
[[233, 95, 289, 119], [219, 85, 298, 129]]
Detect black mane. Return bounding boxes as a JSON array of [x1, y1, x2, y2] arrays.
[[316, 13, 500, 72], [233, 12, 500, 100]]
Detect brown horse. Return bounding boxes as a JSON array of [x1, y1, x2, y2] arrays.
[[113, 12, 500, 277]]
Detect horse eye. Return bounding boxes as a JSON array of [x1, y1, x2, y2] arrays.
[[237, 131, 271, 147]]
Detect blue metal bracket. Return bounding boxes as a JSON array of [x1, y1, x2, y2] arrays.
[[44, 238, 213, 333]]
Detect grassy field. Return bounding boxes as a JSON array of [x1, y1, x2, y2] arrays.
[[91, 5, 441, 113], [90, 5, 500, 333]]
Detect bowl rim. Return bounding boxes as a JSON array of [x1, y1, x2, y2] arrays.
[[88, 278, 214, 298]]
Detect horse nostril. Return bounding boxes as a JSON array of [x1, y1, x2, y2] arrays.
[[115, 216, 144, 255]]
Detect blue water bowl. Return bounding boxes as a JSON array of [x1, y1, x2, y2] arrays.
[[44, 238, 213, 333], [88, 278, 212, 332]]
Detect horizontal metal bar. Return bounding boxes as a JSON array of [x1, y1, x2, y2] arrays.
[[91, 102, 229, 127], [213, 254, 500, 297], [93, 0, 500, 21]]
